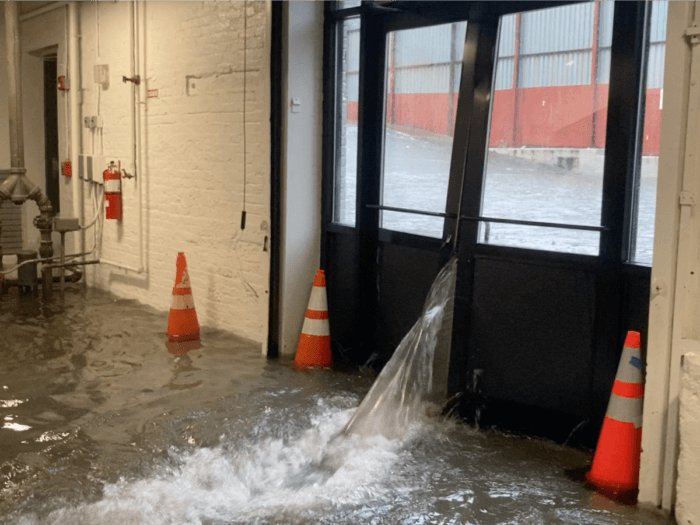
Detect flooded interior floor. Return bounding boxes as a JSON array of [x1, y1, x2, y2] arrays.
[[0, 286, 676, 524]]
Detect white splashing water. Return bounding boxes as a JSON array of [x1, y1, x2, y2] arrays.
[[342, 257, 457, 438], [11, 259, 459, 525]]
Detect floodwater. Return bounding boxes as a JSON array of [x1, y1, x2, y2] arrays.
[[337, 124, 656, 264], [0, 286, 675, 524]]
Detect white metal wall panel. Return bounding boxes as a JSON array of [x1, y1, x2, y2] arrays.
[[519, 50, 591, 88], [494, 57, 514, 90], [647, 43, 666, 89], [452, 22, 467, 62], [647, 2, 668, 89], [650, 1, 668, 43], [519, 3, 594, 55], [518, 3, 594, 87], [0, 170, 23, 255], [498, 15, 517, 57], [395, 64, 451, 94], [343, 22, 360, 102], [598, 1, 615, 49], [394, 24, 452, 66], [392, 22, 466, 95], [597, 49, 612, 84]]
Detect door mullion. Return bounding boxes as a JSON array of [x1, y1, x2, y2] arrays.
[[356, 11, 387, 363], [446, 10, 500, 401]]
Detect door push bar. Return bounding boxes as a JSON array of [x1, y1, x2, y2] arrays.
[[365, 204, 608, 232]]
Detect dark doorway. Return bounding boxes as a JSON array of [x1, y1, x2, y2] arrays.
[[43, 55, 59, 214]]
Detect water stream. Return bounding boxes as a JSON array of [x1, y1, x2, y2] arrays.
[[0, 271, 674, 524]]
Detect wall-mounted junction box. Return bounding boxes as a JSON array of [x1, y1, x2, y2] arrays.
[[94, 64, 109, 86], [84, 115, 104, 129], [53, 217, 80, 232], [79, 154, 106, 183]]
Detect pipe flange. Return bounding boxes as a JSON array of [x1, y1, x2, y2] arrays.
[[8, 167, 26, 176]]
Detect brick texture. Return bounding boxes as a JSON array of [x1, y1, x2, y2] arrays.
[[79, 1, 271, 345]]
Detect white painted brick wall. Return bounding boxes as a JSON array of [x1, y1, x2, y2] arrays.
[[78, 1, 271, 345], [676, 353, 700, 525]]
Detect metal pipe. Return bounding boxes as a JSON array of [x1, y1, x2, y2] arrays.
[[5, 2, 24, 170], [60, 232, 66, 293], [43, 259, 100, 270], [3, 267, 83, 287], [68, 3, 84, 256], [0, 250, 93, 275], [136, 0, 146, 273]]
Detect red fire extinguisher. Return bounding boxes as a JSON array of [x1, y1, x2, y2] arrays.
[[104, 161, 122, 220]]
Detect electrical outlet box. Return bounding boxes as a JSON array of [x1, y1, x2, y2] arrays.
[[90, 116, 104, 129], [84, 116, 92, 129], [94, 64, 109, 85]]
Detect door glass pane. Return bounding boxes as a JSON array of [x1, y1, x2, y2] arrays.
[[632, 1, 667, 265], [334, 18, 360, 225], [380, 22, 467, 238], [480, 4, 611, 255]]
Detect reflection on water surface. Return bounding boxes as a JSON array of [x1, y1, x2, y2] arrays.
[[0, 287, 674, 524]]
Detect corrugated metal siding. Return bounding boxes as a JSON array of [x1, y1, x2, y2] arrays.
[[393, 22, 466, 94], [598, 1, 667, 86], [0, 170, 23, 255], [650, 1, 668, 42], [518, 3, 594, 87], [597, 2, 615, 49], [494, 57, 514, 90], [647, 43, 666, 88], [647, 1, 667, 88], [394, 24, 453, 66], [395, 65, 451, 94], [595, 2, 613, 84], [519, 50, 591, 88], [520, 3, 594, 54], [498, 15, 516, 57], [596, 49, 611, 84], [452, 62, 463, 92], [452, 22, 467, 61], [344, 21, 360, 101]]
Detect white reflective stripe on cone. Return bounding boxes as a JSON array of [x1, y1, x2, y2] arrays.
[[301, 317, 330, 337], [607, 394, 643, 428], [172, 294, 195, 310], [615, 345, 644, 384], [176, 269, 191, 289], [307, 285, 328, 312]]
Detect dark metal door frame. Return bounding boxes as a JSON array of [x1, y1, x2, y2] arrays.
[[322, 1, 653, 439], [43, 55, 60, 215]]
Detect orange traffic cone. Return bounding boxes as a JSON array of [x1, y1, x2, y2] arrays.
[[586, 330, 644, 502], [293, 269, 331, 369], [166, 252, 201, 355]]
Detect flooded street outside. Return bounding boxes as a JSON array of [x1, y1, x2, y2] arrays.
[[0, 287, 675, 524], [338, 124, 657, 264]]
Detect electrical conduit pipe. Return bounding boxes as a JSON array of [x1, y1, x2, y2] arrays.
[[68, 2, 84, 257], [98, 1, 145, 274]]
